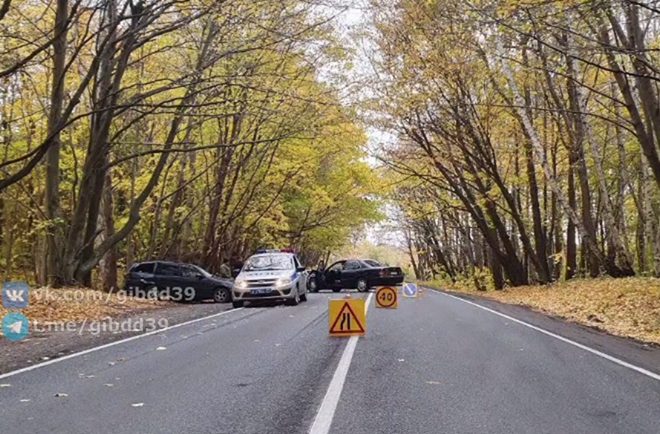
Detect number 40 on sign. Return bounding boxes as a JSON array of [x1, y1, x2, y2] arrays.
[[376, 286, 398, 309]]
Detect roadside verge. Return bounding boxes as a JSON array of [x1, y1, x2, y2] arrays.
[[424, 285, 660, 376], [422, 278, 660, 345], [0, 291, 234, 375]]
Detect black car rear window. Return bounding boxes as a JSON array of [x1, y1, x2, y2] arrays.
[[363, 260, 382, 267], [131, 263, 154, 273]]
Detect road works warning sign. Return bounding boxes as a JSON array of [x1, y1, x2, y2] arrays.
[[375, 286, 398, 309], [329, 299, 366, 337]]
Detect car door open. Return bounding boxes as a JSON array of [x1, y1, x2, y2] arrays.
[[324, 261, 345, 290]]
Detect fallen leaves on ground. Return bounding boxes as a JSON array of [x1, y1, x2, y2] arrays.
[[425, 277, 660, 344], [0, 287, 168, 329]]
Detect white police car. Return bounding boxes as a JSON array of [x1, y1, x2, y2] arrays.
[[232, 249, 308, 308]]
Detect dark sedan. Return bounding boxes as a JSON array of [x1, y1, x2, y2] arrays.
[[308, 259, 404, 292], [123, 261, 233, 303]]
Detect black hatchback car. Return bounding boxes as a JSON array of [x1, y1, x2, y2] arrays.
[[123, 261, 233, 303]]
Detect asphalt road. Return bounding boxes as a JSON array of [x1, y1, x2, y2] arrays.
[[1, 290, 659, 434]]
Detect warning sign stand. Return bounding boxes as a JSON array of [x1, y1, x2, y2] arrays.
[[329, 299, 366, 337], [375, 286, 398, 309]]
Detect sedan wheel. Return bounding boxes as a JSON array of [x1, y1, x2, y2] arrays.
[[357, 278, 369, 293], [213, 287, 230, 303]]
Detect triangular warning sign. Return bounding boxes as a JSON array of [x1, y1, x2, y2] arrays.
[[330, 301, 366, 335]]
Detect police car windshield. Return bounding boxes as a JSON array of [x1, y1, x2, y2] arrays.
[[244, 254, 292, 271]]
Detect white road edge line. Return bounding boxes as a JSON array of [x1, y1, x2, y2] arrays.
[[0, 308, 244, 380], [431, 290, 660, 382], [309, 292, 374, 434]]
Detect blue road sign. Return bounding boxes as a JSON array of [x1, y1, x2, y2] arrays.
[[2, 282, 29, 309], [2, 312, 29, 341], [402, 283, 419, 298]]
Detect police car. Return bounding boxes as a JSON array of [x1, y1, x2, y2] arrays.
[[232, 249, 308, 308]]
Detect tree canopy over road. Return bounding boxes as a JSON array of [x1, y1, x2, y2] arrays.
[[366, 0, 660, 288], [3, 0, 660, 292], [0, 0, 382, 288]]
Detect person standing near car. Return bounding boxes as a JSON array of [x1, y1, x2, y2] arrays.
[[219, 262, 232, 278], [312, 259, 326, 291]]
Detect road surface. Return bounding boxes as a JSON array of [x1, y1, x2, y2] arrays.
[[0, 290, 659, 434]]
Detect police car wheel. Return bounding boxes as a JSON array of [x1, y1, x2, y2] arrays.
[[286, 291, 300, 306]]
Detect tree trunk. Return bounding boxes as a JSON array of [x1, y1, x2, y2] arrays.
[[44, 0, 69, 287], [101, 169, 117, 292], [566, 42, 634, 276], [497, 36, 621, 277]]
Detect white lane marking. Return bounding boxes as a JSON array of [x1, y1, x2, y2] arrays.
[[0, 308, 244, 380], [431, 290, 660, 382], [309, 292, 374, 434]]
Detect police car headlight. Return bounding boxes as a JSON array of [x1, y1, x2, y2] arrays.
[[235, 280, 248, 289], [275, 277, 292, 287]]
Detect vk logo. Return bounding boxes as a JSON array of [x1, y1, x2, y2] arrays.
[[2, 282, 29, 309]]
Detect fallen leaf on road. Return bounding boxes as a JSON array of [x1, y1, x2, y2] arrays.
[[275, 343, 281, 347], [398, 359, 405, 362], [54, 393, 68, 397], [20, 399, 30, 402], [0, 384, 11, 388], [254, 339, 260, 342], [131, 403, 144, 407], [426, 381, 441, 385], [41, 357, 50, 360], [104, 384, 114, 387], [156, 347, 167, 351], [108, 362, 115, 366], [83, 375, 95, 379], [117, 358, 125, 362], [288, 315, 294, 318]]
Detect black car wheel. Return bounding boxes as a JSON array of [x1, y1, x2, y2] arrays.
[[147, 286, 161, 300], [212, 287, 230, 303], [356, 278, 369, 293], [308, 277, 318, 292]]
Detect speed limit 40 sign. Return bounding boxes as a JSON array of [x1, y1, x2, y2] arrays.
[[375, 286, 398, 309]]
